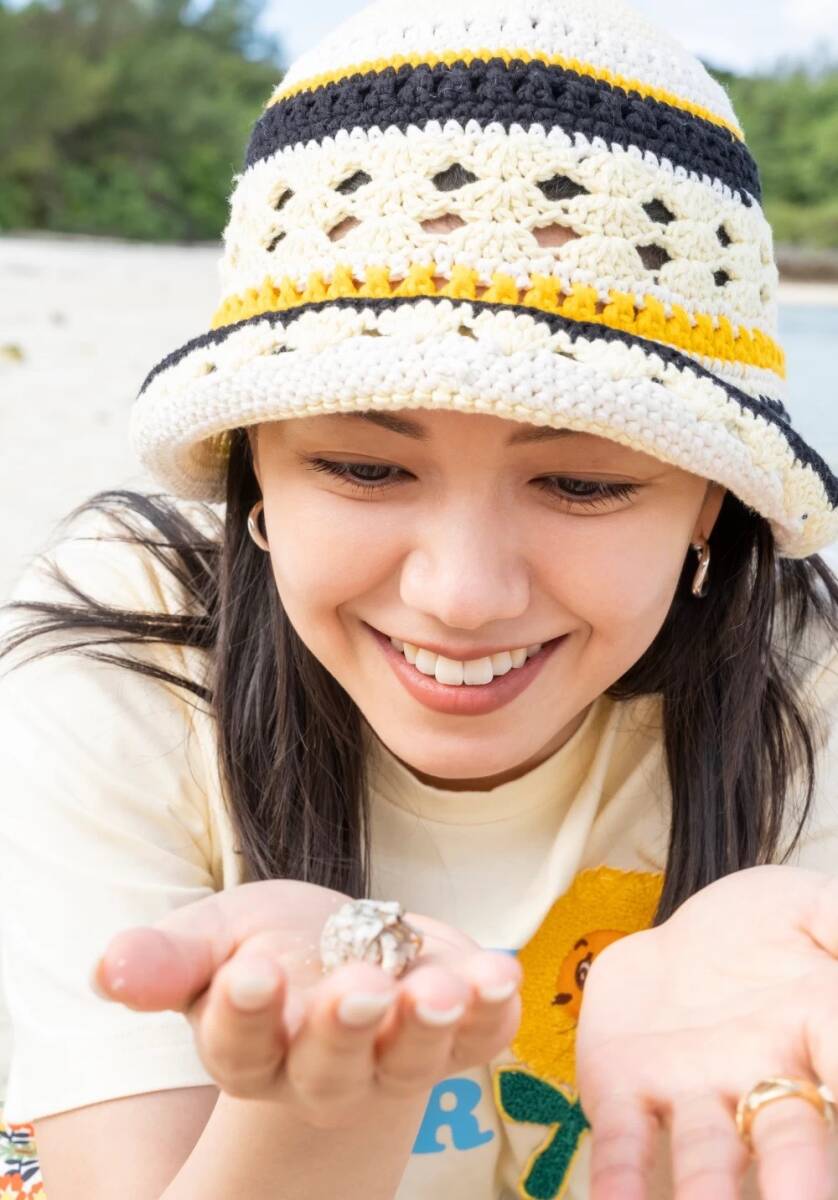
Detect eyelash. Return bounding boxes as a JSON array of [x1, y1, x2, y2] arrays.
[[303, 458, 641, 509]]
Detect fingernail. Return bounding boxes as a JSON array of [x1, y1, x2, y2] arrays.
[[415, 1001, 466, 1027], [227, 962, 278, 1012], [478, 980, 518, 1004], [337, 992, 395, 1028]]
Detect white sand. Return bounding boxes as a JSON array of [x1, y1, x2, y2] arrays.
[[0, 233, 836, 1100], [1, 233, 222, 602], [776, 280, 838, 306]]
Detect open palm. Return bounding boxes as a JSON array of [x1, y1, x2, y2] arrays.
[[575, 864, 838, 1200], [93, 879, 523, 1128]]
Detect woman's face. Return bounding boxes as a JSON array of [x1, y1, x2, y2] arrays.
[[249, 409, 725, 791]]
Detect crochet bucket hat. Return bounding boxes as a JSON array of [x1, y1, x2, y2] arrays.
[[130, 0, 837, 559]]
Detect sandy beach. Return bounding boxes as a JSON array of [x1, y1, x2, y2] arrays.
[[1, 232, 836, 1096], [776, 280, 838, 306], [1, 234, 222, 602]]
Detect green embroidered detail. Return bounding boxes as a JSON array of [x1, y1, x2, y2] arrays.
[[495, 1067, 591, 1200]]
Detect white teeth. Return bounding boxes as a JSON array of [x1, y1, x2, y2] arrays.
[[389, 636, 544, 686], [491, 651, 514, 676], [463, 656, 494, 686], [415, 648, 442, 678], [429, 657, 463, 686]]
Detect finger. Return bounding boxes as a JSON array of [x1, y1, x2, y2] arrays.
[[449, 951, 524, 1067], [90, 880, 342, 1011], [281, 961, 398, 1125], [667, 1092, 749, 1200], [91, 924, 218, 1012], [373, 964, 473, 1100], [748, 1086, 835, 1200], [193, 950, 290, 1100], [588, 1090, 660, 1200]]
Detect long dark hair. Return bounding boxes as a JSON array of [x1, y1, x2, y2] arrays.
[[2, 426, 836, 924]]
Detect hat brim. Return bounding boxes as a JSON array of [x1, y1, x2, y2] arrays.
[[130, 298, 837, 559]]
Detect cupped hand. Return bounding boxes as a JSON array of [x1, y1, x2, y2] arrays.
[[91, 880, 522, 1129], [575, 864, 838, 1200]]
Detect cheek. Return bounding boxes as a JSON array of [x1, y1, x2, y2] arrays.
[[545, 519, 688, 642], [262, 489, 389, 618]]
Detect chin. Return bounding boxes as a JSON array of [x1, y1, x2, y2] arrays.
[[382, 730, 527, 779]]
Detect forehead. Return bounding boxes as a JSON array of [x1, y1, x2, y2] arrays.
[[280, 409, 674, 469], [317, 410, 577, 446]]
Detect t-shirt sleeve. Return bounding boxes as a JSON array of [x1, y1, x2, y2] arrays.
[[0, 502, 221, 1122]]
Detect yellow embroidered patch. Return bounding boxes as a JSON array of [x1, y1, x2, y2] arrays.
[[511, 866, 664, 1086]]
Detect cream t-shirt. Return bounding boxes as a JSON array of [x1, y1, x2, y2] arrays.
[[0, 501, 835, 1200]]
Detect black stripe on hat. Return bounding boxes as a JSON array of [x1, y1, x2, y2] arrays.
[[245, 58, 761, 205], [138, 296, 835, 505]]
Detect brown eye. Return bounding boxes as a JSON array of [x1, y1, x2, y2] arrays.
[[338, 463, 391, 483], [303, 458, 407, 495], [536, 478, 640, 508]]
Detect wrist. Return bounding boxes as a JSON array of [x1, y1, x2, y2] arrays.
[[212, 1077, 431, 1130], [274, 1085, 431, 1134]]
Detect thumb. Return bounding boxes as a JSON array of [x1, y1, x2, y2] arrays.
[[91, 887, 235, 1011], [91, 924, 220, 1012], [89, 879, 348, 1012]]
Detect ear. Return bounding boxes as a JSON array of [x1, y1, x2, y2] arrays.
[[694, 481, 726, 542]]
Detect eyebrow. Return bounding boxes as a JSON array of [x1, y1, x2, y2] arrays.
[[331, 411, 577, 445]]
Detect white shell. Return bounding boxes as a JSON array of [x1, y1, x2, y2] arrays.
[[319, 899, 424, 978]]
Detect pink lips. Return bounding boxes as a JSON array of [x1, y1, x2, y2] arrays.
[[367, 624, 566, 717]]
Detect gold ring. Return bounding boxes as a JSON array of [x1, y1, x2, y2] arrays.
[[735, 1076, 836, 1155]]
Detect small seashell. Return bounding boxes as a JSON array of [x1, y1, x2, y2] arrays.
[[319, 899, 424, 978]]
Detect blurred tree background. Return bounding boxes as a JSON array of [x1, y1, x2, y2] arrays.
[[710, 57, 838, 251], [0, 0, 835, 249], [0, 0, 282, 239]]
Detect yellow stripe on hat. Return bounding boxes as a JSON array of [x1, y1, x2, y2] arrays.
[[269, 49, 745, 143], [210, 263, 785, 377]]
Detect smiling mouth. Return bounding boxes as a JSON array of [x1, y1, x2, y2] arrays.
[[367, 622, 568, 715], [368, 623, 565, 664]]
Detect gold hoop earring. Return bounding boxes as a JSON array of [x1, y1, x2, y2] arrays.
[[691, 539, 711, 599], [247, 500, 271, 552]]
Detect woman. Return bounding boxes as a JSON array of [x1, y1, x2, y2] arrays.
[[0, 0, 836, 1197]]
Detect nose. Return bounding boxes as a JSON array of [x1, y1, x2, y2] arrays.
[[397, 506, 532, 633]]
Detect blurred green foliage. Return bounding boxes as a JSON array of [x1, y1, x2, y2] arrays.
[[709, 57, 838, 249], [0, 0, 282, 239], [0, 2, 836, 248]]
